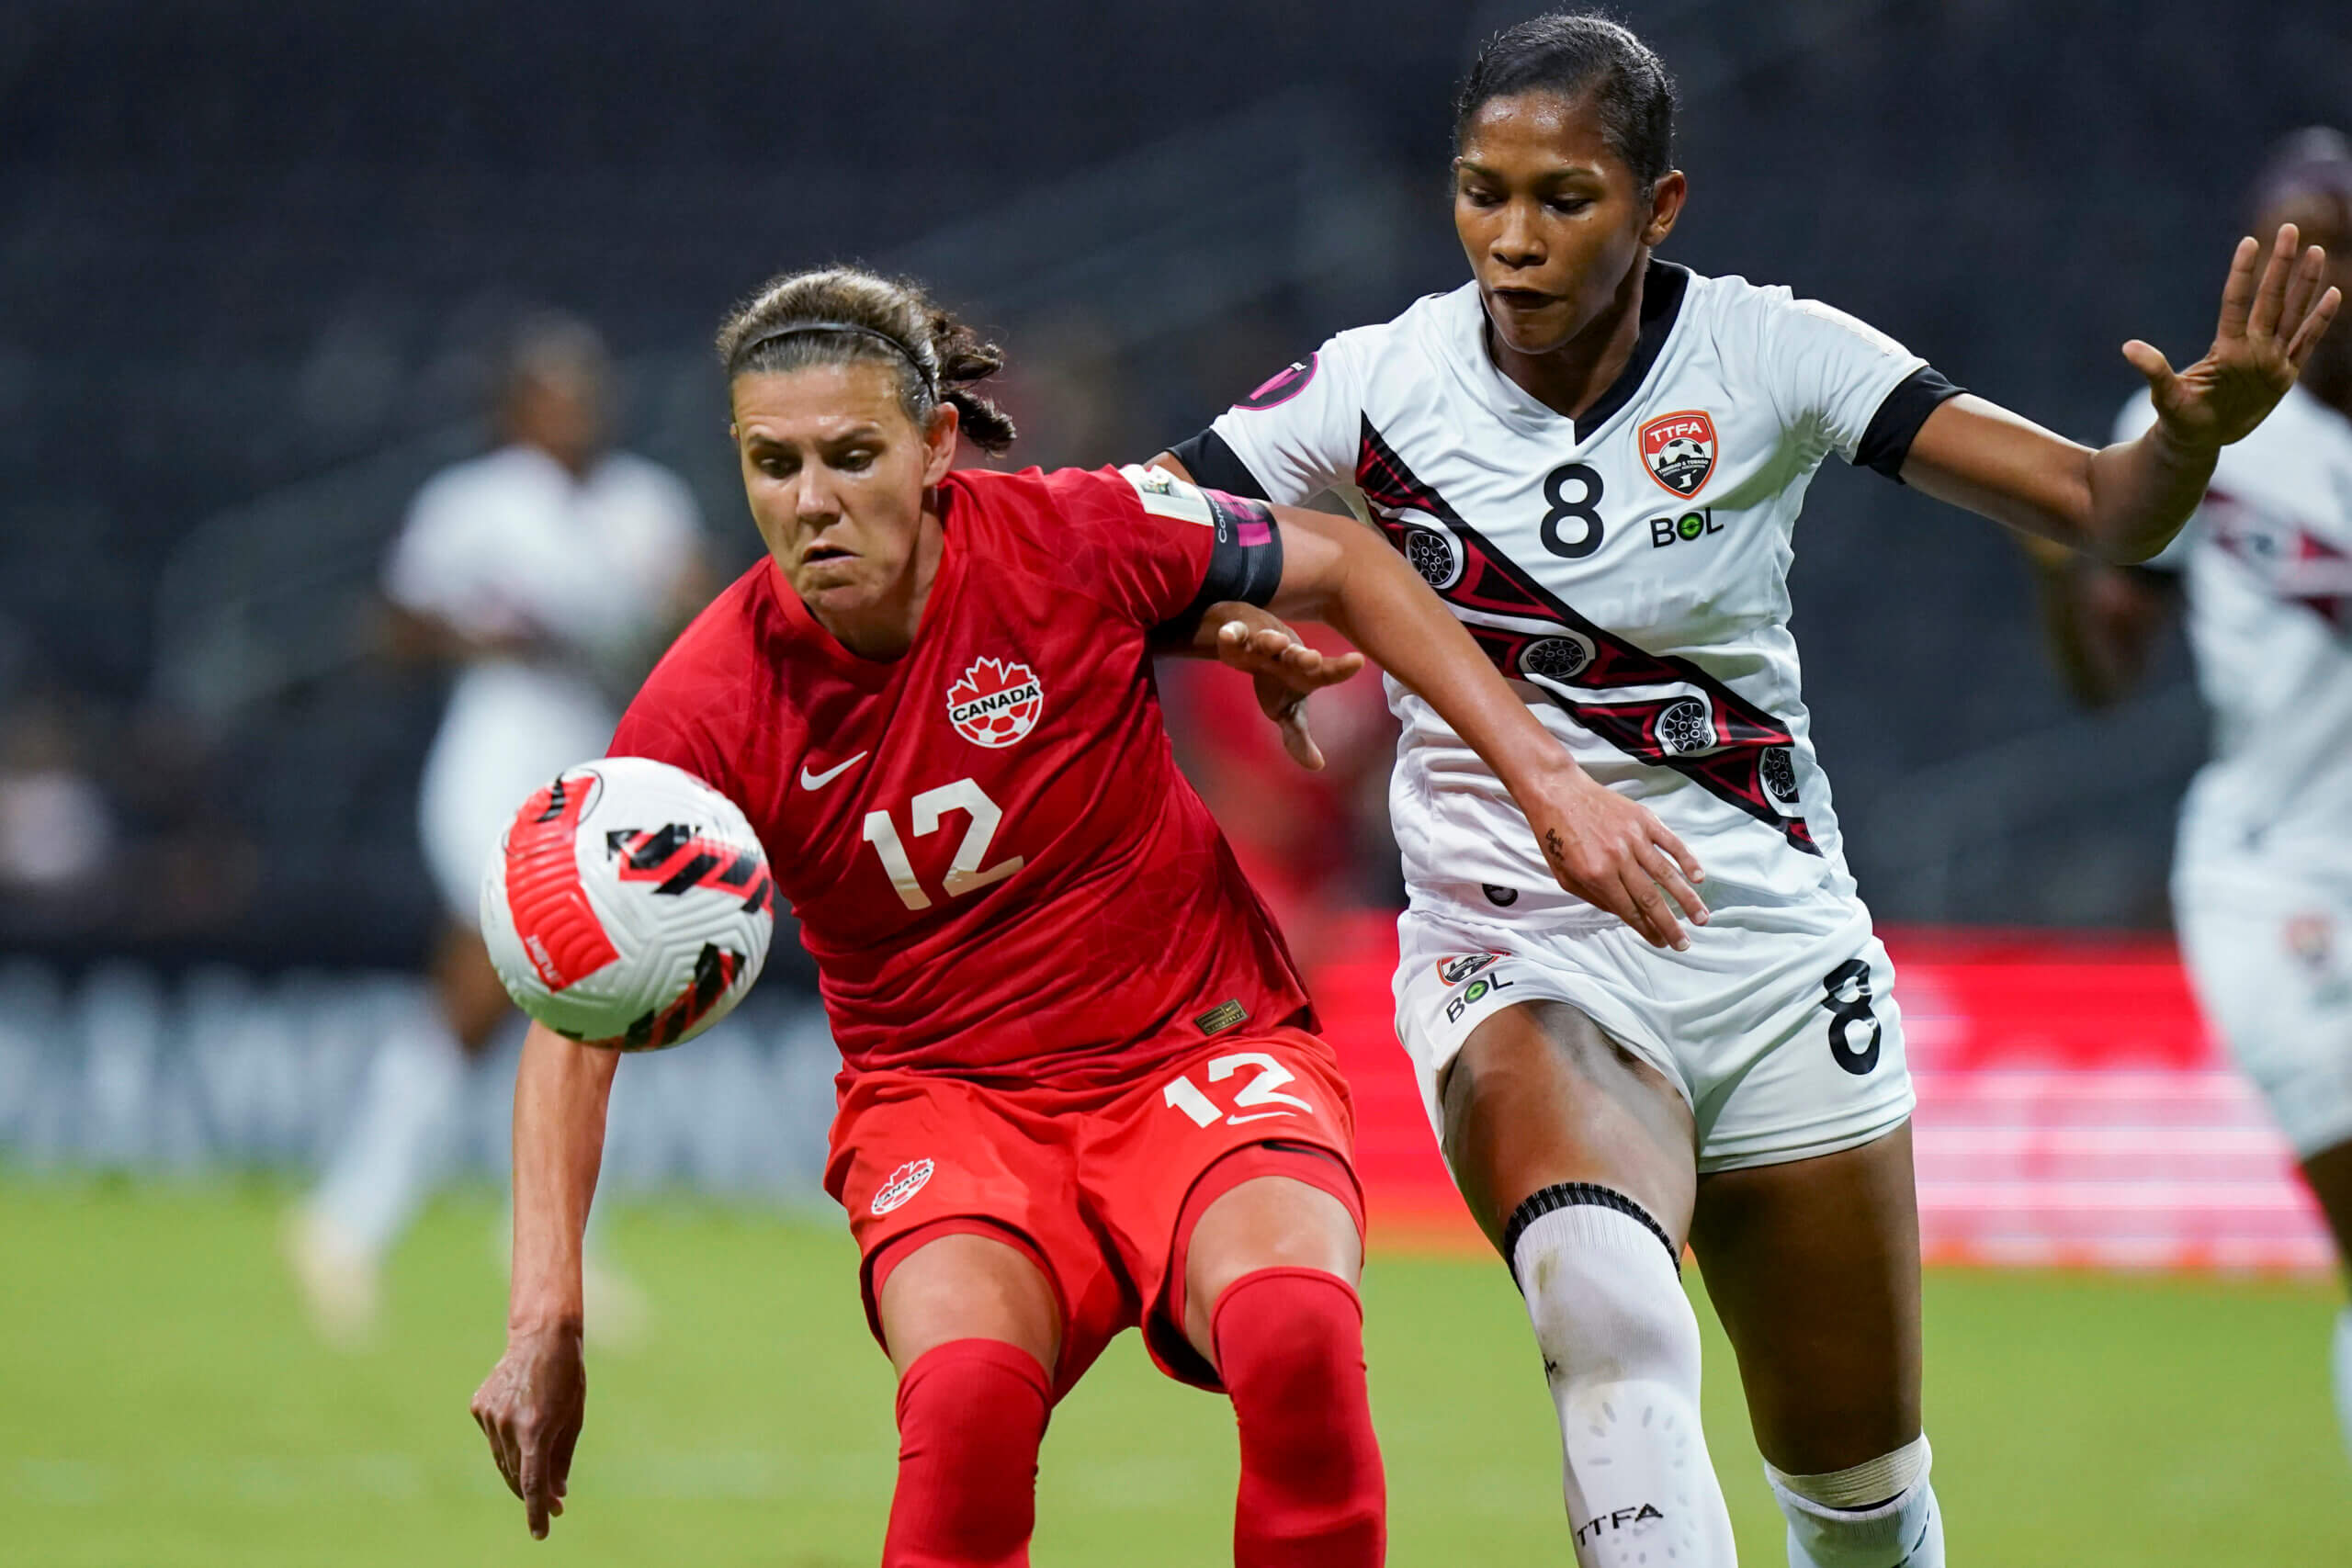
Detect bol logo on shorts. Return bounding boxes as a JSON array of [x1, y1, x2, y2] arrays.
[[1444, 972, 1515, 1025], [870, 1157, 936, 1215], [947, 657, 1044, 748]]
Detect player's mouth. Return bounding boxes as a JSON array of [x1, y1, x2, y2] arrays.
[[802, 543, 855, 566], [1487, 286, 1557, 313]]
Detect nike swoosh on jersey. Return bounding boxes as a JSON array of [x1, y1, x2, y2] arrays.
[[1223, 1111, 1300, 1124], [798, 752, 868, 790]]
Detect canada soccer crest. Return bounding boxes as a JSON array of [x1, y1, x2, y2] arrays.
[[1638, 410, 1717, 499], [947, 656, 1044, 748], [871, 1157, 934, 1215]]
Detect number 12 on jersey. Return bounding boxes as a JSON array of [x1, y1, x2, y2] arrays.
[[862, 778, 1023, 910]]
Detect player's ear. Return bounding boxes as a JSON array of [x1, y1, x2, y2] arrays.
[[921, 400, 960, 486], [1640, 169, 1687, 249]]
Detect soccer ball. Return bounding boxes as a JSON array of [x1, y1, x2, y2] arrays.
[[479, 756, 775, 1051]]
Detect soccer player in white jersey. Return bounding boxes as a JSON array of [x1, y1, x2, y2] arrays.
[[288, 316, 707, 1343], [1150, 14, 2341, 1565], [2030, 129, 2352, 1469]]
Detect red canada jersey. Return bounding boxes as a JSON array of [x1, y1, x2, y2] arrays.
[[608, 464, 1311, 1090]]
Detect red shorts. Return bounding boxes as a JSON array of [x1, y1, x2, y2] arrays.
[[824, 1027, 1363, 1399]]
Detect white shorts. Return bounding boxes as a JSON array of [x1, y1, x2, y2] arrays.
[[2175, 859, 2352, 1157], [1395, 891, 1915, 1174], [419, 662, 618, 924]]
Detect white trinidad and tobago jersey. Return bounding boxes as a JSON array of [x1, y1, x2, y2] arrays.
[[2116, 385, 2352, 882], [1188, 262, 1953, 918], [385, 443, 703, 689]]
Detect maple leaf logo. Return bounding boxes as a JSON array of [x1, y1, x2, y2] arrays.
[[945, 656, 1044, 748]]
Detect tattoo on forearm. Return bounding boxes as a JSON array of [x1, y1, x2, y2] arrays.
[[1544, 828, 1566, 866]]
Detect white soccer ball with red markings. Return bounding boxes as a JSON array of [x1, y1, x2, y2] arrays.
[[479, 756, 775, 1052]]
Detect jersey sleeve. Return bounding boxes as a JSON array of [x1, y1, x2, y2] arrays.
[[1040, 465, 1286, 637], [1173, 333, 1368, 506], [1751, 291, 1962, 481]]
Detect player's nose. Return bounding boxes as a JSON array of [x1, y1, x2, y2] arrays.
[[1490, 202, 1545, 268], [792, 468, 844, 524]]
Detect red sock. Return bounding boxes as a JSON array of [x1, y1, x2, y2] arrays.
[[882, 1338, 1051, 1568], [1213, 1268, 1386, 1568]]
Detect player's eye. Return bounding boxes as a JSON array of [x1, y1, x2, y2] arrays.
[[835, 448, 877, 473], [1546, 197, 1593, 216], [756, 455, 797, 479], [1459, 186, 1502, 209]]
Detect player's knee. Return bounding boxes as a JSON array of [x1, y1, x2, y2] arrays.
[[1214, 1268, 1385, 1562], [1767, 1436, 1943, 1568], [886, 1338, 1050, 1568], [1215, 1266, 1365, 1416], [1510, 1183, 1701, 1397]]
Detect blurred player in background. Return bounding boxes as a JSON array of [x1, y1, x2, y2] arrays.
[[1159, 14, 2340, 1566], [466, 265, 1644, 1563], [288, 314, 707, 1345], [2030, 128, 2352, 1465]]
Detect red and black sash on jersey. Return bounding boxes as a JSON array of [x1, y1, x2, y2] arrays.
[[1355, 417, 1818, 855], [2205, 487, 2352, 632]]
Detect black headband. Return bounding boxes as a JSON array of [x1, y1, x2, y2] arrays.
[[728, 321, 935, 395]]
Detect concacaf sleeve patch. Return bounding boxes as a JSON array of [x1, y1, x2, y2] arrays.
[[1118, 463, 1216, 526]]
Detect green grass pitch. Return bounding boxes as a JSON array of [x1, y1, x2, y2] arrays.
[[3, 1179, 2346, 1565]]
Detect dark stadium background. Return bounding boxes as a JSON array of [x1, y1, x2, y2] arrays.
[[4, 0, 2343, 970]]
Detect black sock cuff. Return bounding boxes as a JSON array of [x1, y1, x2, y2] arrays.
[[1500, 1182, 1679, 1285]]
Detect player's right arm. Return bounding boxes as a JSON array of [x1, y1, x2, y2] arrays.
[[1148, 352, 1704, 946], [469, 1021, 618, 1540], [1255, 495, 1708, 950]]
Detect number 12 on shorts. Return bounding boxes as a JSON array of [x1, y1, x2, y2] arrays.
[[1163, 1053, 1316, 1128]]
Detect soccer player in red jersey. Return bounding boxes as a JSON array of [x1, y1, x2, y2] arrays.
[[468, 266, 1694, 1565]]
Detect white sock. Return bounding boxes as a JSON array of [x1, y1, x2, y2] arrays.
[[307, 1008, 469, 1259], [1768, 1438, 1943, 1568], [2334, 1308, 2352, 1468], [1512, 1191, 1738, 1567]]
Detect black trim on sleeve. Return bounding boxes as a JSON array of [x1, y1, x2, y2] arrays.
[[1151, 489, 1285, 644], [1167, 428, 1271, 501], [1853, 366, 1965, 482]]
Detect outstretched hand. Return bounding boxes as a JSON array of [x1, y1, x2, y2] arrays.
[[2126, 223, 2341, 449], [1209, 614, 1367, 771]]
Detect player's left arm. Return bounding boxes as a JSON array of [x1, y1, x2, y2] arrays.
[[1902, 226, 2339, 562]]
